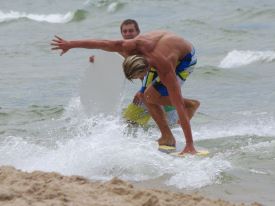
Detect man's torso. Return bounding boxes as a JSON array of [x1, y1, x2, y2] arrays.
[[136, 31, 192, 60]]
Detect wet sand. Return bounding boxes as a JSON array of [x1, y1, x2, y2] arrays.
[[0, 166, 262, 206]]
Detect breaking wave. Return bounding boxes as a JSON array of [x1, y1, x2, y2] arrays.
[[219, 50, 275, 69], [0, 9, 88, 24]]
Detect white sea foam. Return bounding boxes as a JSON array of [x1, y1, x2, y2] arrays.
[[0, 97, 231, 190], [167, 157, 231, 189], [0, 10, 73, 23], [249, 169, 269, 175], [107, 2, 120, 13], [1, 98, 274, 190], [0, 130, 231, 189], [219, 50, 275, 69]]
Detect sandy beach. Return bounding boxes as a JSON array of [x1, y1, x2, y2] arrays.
[[0, 166, 262, 206]]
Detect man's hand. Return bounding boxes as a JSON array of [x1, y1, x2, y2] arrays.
[[133, 92, 144, 105], [51, 35, 71, 56]]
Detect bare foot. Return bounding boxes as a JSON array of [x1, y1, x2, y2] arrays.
[[157, 136, 176, 147], [179, 143, 197, 155]]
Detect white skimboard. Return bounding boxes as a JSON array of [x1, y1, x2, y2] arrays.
[[80, 51, 124, 115]]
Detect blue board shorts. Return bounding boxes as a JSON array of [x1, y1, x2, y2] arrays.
[[153, 47, 197, 96]]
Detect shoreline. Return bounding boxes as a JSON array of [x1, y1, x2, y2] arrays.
[[0, 166, 262, 206]]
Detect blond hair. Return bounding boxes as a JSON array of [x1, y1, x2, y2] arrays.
[[123, 55, 148, 81]]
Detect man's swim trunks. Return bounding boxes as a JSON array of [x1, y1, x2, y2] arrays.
[[139, 67, 158, 93], [147, 47, 197, 96]]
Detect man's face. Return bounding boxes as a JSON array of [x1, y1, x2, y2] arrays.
[[121, 24, 139, 39]]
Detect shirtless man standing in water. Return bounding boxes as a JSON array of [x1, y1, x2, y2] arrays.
[[89, 19, 144, 105], [51, 30, 200, 154]]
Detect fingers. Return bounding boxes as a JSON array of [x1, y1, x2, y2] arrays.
[[51, 35, 64, 45], [133, 98, 142, 105], [54, 35, 63, 41], [51, 36, 64, 50], [51, 39, 61, 43], [51, 46, 61, 50], [133, 96, 138, 104], [50, 40, 61, 48], [51, 42, 64, 47], [51, 35, 68, 56]]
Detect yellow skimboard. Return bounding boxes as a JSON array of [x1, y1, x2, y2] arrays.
[[158, 145, 209, 157], [122, 103, 151, 126], [170, 150, 209, 157], [123, 103, 178, 126]]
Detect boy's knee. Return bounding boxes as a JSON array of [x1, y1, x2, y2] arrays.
[[195, 100, 200, 105], [193, 100, 200, 108], [144, 93, 152, 104], [144, 90, 155, 104]]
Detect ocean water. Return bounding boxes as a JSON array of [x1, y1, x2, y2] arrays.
[[1, 0, 275, 205]]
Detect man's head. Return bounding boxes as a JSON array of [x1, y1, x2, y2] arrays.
[[120, 19, 140, 39], [123, 55, 148, 81]]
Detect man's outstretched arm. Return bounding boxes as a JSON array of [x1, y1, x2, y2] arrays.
[[51, 35, 133, 56]]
